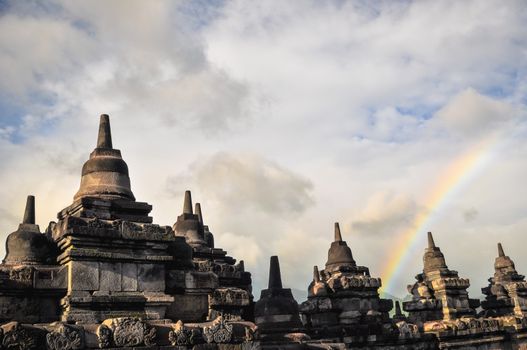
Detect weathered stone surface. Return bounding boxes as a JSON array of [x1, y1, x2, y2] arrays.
[[46, 323, 84, 350], [298, 223, 392, 344], [255, 256, 305, 340], [70, 261, 99, 291], [404, 232, 478, 325], [167, 294, 210, 322], [481, 243, 527, 318], [3, 196, 58, 266], [138, 263, 165, 292], [1, 322, 42, 350], [99, 262, 122, 292], [121, 263, 138, 292], [204, 316, 234, 344], [97, 317, 157, 348]]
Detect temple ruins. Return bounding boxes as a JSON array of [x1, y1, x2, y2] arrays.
[[1, 114, 527, 349]]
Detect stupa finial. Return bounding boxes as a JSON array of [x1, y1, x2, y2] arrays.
[[498, 242, 505, 257], [22, 195, 35, 225], [427, 231, 436, 248], [97, 114, 113, 149], [313, 265, 320, 283], [268, 256, 283, 289], [183, 190, 193, 214], [334, 222, 343, 242], [395, 300, 403, 316], [195, 202, 203, 224]]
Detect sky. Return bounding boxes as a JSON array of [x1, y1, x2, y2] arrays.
[[0, 0, 527, 301]]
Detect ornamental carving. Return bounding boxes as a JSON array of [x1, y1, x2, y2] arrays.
[[432, 277, 470, 289], [203, 316, 233, 344], [97, 318, 156, 348], [209, 288, 251, 306], [195, 261, 243, 278], [327, 275, 381, 291], [96, 325, 111, 349], [395, 321, 419, 338], [196, 260, 214, 272], [299, 299, 317, 313], [87, 218, 109, 229], [121, 221, 171, 240], [2, 322, 38, 350], [111, 219, 122, 229], [168, 320, 198, 346], [46, 323, 83, 350], [244, 326, 256, 342], [9, 267, 33, 282]]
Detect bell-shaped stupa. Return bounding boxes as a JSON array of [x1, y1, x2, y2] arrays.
[[74, 114, 135, 201], [3, 195, 56, 265]]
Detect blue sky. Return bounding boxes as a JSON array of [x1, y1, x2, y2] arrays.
[[0, 0, 527, 300]]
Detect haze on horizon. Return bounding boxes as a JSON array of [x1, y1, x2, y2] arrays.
[[0, 0, 526, 301]]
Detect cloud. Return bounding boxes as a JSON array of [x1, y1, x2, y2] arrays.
[[0, 0, 254, 139], [351, 191, 424, 236], [166, 152, 314, 217], [433, 88, 519, 137], [213, 232, 263, 267], [0, 0, 527, 301], [463, 208, 479, 222]]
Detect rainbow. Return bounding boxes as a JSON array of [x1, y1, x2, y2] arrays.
[[379, 132, 503, 295]]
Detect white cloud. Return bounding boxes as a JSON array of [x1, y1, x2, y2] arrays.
[[351, 191, 424, 236], [433, 88, 519, 137], [166, 152, 314, 217]]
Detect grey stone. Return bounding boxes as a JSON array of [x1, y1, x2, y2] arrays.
[[138, 263, 165, 292], [70, 261, 99, 291], [100, 262, 122, 292], [122, 263, 138, 291]]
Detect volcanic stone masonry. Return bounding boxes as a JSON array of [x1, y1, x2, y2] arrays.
[[1, 114, 527, 350]]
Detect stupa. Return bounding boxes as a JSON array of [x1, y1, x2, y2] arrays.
[[254, 256, 305, 341], [481, 243, 527, 317], [299, 223, 393, 343], [404, 232, 479, 325]]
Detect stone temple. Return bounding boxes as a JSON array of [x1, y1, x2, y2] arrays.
[[1, 114, 527, 350]]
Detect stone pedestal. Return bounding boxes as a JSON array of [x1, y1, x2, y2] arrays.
[[54, 214, 177, 323]]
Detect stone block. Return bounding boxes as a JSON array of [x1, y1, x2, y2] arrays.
[[310, 312, 339, 326], [100, 262, 122, 291], [138, 263, 165, 292], [186, 271, 219, 289], [34, 266, 67, 289], [166, 293, 209, 322], [69, 261, 99, 291], [122, 263, 138, 291]]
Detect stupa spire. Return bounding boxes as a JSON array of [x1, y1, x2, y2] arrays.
[[74, 114, 135, 201], [97, 114, 113, 149], [395, 300, 403, 316], [427, 232, 436, 248], [195, 202, 203, 224], [268, 256, 283, 289], [325, 222, 356, 270], [313, 265, 320, 283], [22, 195, 35, 225], [183, 191, 193, 214], [498, 242, 505, 257], [334, 222, 343, 242]]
